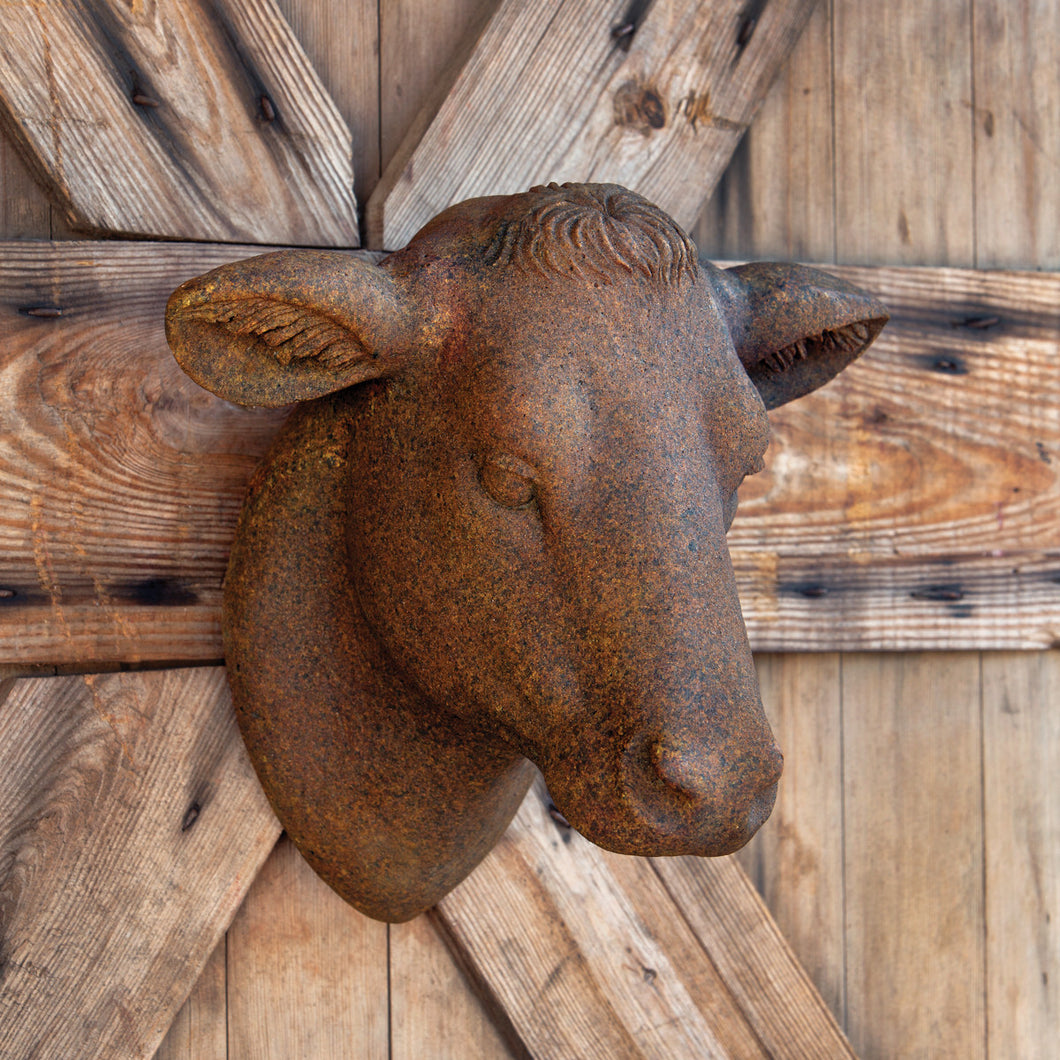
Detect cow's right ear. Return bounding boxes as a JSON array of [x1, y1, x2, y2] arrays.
[[166, 250, 422, 407]]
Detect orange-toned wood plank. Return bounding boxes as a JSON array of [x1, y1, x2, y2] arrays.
[[226, 837, 389, 1060], [981, 651, 1060, 1059], [367, 0, 820, 250], [0, 0, 357, 245], [0, 669, 279, 1060], [841, 654, 985, 1058]]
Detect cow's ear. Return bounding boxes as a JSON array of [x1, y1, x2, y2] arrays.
[[705, 261, 888, 410], [166, 250, 422, 407]]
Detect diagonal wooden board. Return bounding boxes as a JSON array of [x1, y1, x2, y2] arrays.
[[1, 242, 1057, 663], [434, 776, 855, 1059], [366, 0, 820, 250], [0, 0, 358, 245], [0, 668, 280, 1060]]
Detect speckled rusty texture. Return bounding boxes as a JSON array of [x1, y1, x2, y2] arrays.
[[166, 183, 887, 922]]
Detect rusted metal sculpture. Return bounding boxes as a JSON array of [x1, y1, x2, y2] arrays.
[[166, 183, 887, 922]]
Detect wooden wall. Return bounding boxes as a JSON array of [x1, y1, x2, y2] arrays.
[[1, 1, 1056, 1057]]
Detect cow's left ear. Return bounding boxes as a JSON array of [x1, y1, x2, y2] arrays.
[[705, 261, 888, 410], [166, 250, 423, 407]]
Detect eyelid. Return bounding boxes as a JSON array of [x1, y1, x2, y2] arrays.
[[483, 450, 537, 480]]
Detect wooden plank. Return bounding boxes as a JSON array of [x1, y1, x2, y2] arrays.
[[3, 245, 1058, 662], [0, 0, 358, 245], [981, 651, 1060, 1058], [841, 653, 985, 1058], [731, 262, 1060, 651], [694, 0, 835, 264], [390, 915, 520, 1060], [436, 777, 854, 1059], [379, 0, 498, 175], [650, 855, 854, 1058], [366, 0, 820, 250], [153, 939, 227, 1060], [274, 0, 381, 204], [0, 128, 51, 239], [0, 241, 373, 667], [226, 836, 389, 1060], [833, 1, 974, 266], [973, 2, 1060, 270], [0, 668, 280, 1060], [736, 653, 845, 1021]]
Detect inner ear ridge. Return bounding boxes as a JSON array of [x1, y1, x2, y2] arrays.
[[763, 319, 878, 375]]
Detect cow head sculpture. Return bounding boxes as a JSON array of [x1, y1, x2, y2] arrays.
[[166, 183, 887, 922]]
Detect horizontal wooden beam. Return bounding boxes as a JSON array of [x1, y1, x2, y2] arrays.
[[0, 0, 358, 245], [1, 244, 1057, 664], [434, 777, 855, 1059], [366, 0, 819, 250], [0, 668, 280, 1059]]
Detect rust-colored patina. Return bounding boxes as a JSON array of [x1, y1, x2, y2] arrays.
[[166, 183, 887, 922]]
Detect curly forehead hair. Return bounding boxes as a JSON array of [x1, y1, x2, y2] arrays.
[[484, 182, 699, 287]]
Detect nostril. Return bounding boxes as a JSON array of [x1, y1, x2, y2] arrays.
[[648, 740, 702, 799]]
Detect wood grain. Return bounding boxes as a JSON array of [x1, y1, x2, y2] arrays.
[[833, 1, 974, 266], [736, 653, 845, 1020], [273, 0, 381, 203], [981, 651, 1060, 1059], [390, 915, 519, 1060], [0, 241, 374, 667], [841, 654, 985, 1058], [436, 777, 853, 1059], [153, 939, 227, 1060], [0, 668, 279, 1060], [973, 2, 1060, 269], [226, 836, 389, 1060], [0, 132, 50, 240], [366, 0, 820, 250], [0, 0, 358, 245], [695, 0, 835, 264]]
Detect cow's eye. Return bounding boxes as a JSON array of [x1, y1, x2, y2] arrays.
[[479, 451, 536, 508]]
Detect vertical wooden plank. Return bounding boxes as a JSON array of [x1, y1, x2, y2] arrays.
[[841, 654, 985, 1059], [275, 0, 381, 203], [226, 836, 389, 1060], [833, 0, 975, 265], [390, 915, 519, 1060], [982, 651, 1060, 1059], [737, 653, 846, 1023], [379, 0, 498, 173], [973, 2, 1060, 269], [153, 939, 227, 1060], [695, 0, 835, 263], [0, 131, 50, 239]]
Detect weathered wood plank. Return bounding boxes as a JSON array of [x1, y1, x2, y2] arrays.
[[981, 651, 1060, 1059], [736, 654, 846, 1021], [366, 0, 820, 250], [651, 855, 855, 1059], [0, 129, 51, 239], [833, 1, 974, 266], [732, 262, 1060, 651], [379, 0, 498, 175], [0, 0, 358, 245], [0, 668, 279, 1060], [153, 938, 227, 1060], [2, 246, 1057, 662], [973, 2, 1060, 270], [273, 0, 381, 204], [695, 0, 835, 264], [226, 836, 389, 1060], [841, 654, 985, 1058], [390, 915, 520, 1060], [436, 777, 854, 1059]]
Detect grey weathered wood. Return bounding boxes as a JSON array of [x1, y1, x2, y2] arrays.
[[0, 668, 280, 1060], [0, 0, 358, 245], [435, 777, 855, 1059], [366, 0, 820, 250]]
